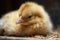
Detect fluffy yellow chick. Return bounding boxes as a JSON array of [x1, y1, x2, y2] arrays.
[[1, 2, 53, 37]]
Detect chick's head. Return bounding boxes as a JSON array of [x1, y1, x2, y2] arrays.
[[16, 2, 44, 26]]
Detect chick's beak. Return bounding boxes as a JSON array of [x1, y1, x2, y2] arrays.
[[16, 16, 24, 24]]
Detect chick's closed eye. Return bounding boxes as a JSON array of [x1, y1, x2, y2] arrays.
[[28, 15, 32, 18]]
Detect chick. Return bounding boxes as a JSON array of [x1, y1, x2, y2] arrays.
[[1, 2, 53, 36]]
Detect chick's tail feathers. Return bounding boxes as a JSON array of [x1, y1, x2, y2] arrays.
[[0, 19, 5, 35]]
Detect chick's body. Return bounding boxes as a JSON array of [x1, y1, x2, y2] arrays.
[[1, 2, 53, 36]]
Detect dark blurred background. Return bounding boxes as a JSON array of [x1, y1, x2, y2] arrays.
[[0, 0, 60, 28]]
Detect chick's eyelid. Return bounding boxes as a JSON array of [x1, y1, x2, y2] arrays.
[[28, 15, 32, 18]]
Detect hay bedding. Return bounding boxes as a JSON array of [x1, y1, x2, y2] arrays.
[[0, 31, 60, 40]]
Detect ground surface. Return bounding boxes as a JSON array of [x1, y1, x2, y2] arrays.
[[0, 31, 60, 40]]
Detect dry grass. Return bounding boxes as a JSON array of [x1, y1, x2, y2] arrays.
[[0, 31, 60, 40]]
